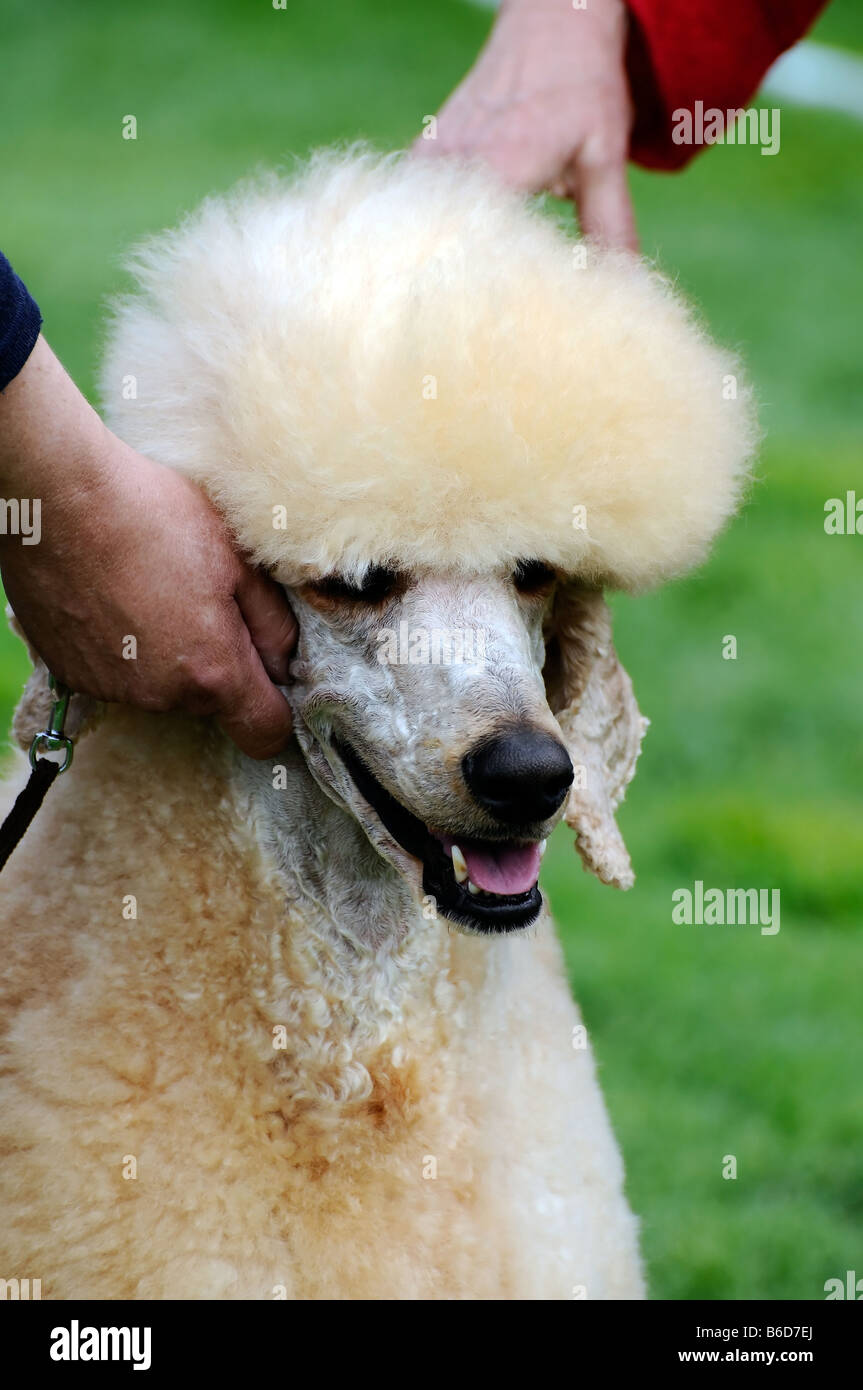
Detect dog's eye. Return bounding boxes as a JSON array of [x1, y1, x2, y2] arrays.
[[311, 565, 402, 604], [513, 559, 556, 595]]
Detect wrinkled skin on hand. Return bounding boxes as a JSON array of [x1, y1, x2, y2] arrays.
[[415, 0, 637, 250], [0, 338, 296, 759]]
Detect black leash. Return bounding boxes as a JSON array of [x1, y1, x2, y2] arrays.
[[0, 675, 73, 873], [0, 757, 61, 870]]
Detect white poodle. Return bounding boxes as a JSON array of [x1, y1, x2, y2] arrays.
[[0, 150, 754, 1299]]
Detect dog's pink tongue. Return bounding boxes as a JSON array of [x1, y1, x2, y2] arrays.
[[461, 842, 541, 895]]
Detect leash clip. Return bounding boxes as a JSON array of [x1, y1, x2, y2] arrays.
[[29, 675, 74, 774]]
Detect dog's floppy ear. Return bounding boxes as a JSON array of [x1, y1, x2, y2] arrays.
[[7, 609, 101, 752], [543, 584, 648, 890]]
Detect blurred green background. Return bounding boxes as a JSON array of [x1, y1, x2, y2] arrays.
[[2, 0, 861, 1300]]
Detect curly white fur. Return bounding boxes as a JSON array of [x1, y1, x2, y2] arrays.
[[100, 148, 756, 589], [0, 150, 755, 1299]]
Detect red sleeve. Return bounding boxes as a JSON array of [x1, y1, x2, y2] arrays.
[[624, 0, 830, 170]]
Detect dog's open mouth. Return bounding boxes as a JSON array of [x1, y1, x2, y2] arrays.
[[333, 736, 543, 933]]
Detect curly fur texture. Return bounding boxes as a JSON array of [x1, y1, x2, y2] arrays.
[[100, 148, 756, 589], [0, 151, 755, 1299], [0, 714, 643, 1299]]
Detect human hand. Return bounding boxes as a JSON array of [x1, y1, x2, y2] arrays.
[[0, 338, 296, 758], [415, 0, 637, 251]]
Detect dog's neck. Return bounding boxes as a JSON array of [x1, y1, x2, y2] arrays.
[[236, 739, 467, 1101], [241, 739, 429, 951]]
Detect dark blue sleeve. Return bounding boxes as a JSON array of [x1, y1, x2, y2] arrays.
[[0, 252, 43, 392]]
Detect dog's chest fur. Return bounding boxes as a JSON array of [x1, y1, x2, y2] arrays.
[[0, 711, 643, 1299]]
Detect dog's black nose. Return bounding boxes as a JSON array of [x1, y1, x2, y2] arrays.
[[462, 730, 574, 825]]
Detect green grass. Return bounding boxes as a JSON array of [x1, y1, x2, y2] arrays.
[[2, 0, 862, 1300]]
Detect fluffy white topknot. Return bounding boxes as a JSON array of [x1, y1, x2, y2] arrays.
[[101, 148, 756, 588]]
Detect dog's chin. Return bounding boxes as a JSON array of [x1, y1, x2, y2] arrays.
[[328, 735, 546, 935]]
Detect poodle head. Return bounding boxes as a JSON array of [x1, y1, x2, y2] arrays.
[[93, 148, 756, 932], [283, 560, 644, 932]]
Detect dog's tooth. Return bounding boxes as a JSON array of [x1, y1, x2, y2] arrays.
[[467, 879, 480, 895], [539, 839, 548, 857], [451, 845, 468, 884]]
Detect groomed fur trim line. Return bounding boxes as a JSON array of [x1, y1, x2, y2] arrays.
[[100, 148, 757, 589]]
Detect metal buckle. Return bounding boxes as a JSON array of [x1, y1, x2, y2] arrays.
[[28, 675, 74, 774]]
